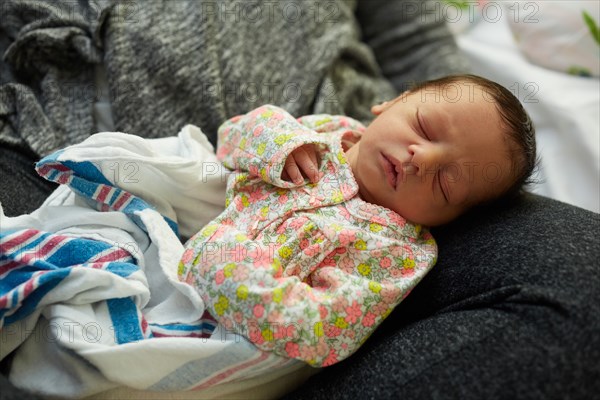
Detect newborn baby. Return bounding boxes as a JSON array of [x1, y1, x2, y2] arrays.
[[179, 74, 537, 366]]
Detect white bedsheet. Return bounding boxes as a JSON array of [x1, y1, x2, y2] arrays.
[[455, 12, 600, 213]]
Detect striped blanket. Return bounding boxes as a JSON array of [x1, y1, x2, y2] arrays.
[[0, 126, 301, 398]]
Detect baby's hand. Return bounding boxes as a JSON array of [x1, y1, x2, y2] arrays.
[[281, 144, 321, 184]]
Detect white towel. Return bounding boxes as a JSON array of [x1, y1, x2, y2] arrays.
[[0, 125, 300, 398]]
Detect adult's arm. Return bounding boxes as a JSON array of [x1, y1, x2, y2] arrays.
[[355, 0, 470, 92]]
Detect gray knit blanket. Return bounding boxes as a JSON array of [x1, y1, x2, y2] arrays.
[[0, 0, 468, 157]]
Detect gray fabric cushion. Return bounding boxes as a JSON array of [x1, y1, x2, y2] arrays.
[[285, 193, 600, 399], [0, 146, 57, 217]]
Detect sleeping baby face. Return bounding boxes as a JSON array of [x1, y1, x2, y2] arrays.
[[344, 84, 513, 226]]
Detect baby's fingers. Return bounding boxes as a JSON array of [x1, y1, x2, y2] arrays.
[[293, 145, 320, 183], [283, 153, 304, 184], [282, 145, 321, 184]]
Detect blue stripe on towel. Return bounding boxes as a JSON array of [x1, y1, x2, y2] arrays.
[[107, 297, 146, 344]]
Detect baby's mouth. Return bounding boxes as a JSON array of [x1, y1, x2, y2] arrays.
[[381, 153, 400, 190]]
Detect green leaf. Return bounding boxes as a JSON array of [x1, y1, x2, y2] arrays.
[[583, 10, 600, 47], [567, 66, 592, 77]]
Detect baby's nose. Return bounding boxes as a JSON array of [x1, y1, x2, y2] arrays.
[[406, 144, 442, 177]]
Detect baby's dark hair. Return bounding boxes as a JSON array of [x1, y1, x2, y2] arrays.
[[408, 74, 539, 205]]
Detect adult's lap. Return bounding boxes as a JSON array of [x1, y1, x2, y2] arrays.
[[286, 194, 600, 399]]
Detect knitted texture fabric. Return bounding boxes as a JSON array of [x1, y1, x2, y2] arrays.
[[0, 146, 57, 216], [0, 0, 467, 157]]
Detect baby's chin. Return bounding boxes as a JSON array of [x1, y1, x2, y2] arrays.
[[396, 207, 460, 228]]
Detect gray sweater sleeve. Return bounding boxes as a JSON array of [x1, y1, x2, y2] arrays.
[[0, 0, 108, 156], [355, 0, 471, 92]]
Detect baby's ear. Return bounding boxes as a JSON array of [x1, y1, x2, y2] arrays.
[[370, 101, 389, 116], [370, 91, 411, 116]]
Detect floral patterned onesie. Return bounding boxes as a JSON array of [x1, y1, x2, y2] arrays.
[[178, 105, 437, 367]]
